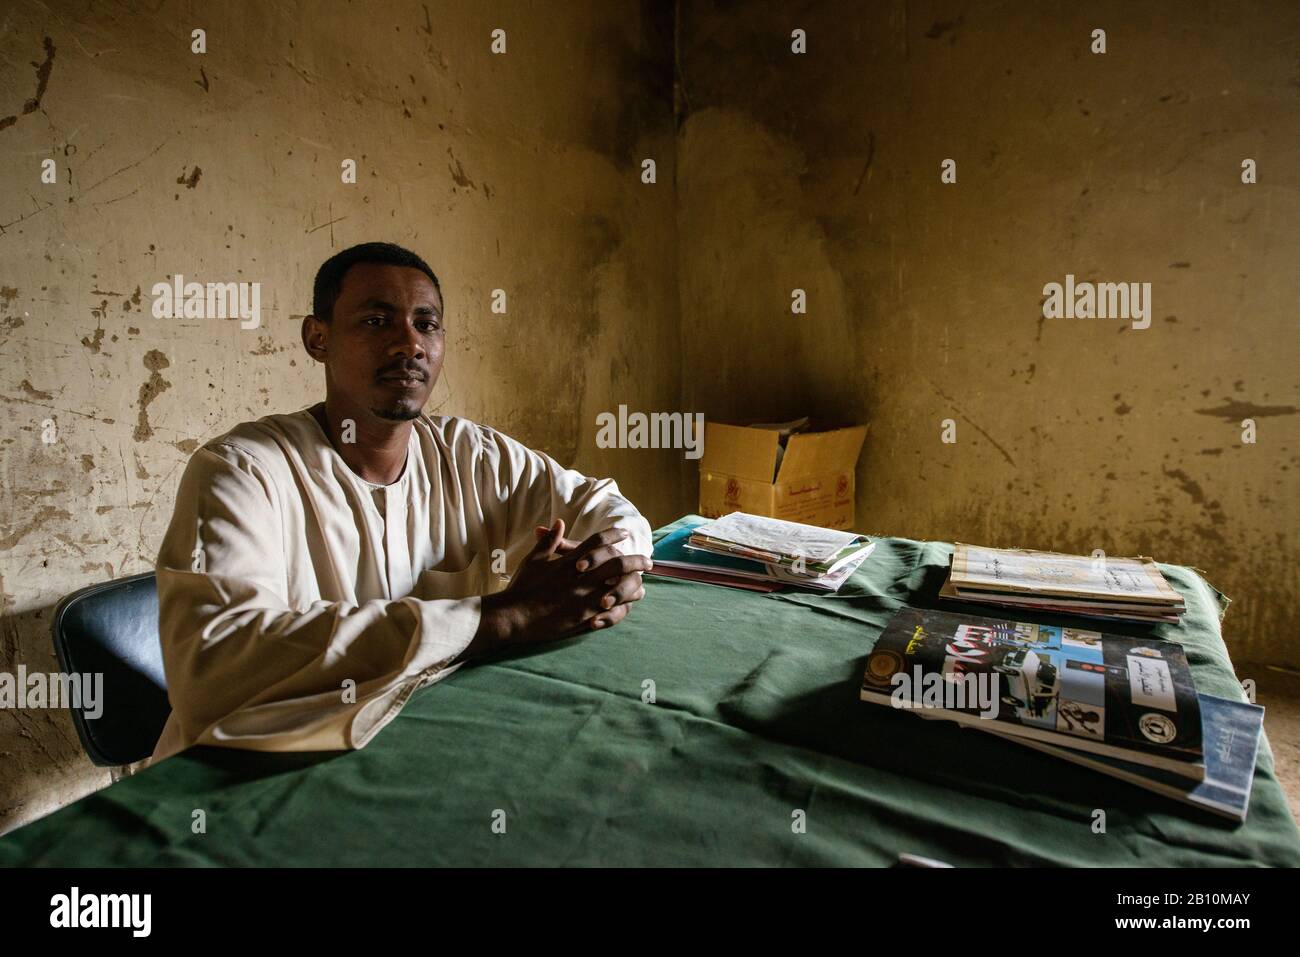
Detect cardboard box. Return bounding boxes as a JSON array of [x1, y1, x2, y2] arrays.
[[698, 421, 868, 530]]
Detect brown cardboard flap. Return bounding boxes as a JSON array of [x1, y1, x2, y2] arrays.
[[701, 421, 780, 482], [777, 424, 868, 480]]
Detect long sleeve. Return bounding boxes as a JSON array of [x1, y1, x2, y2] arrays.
[[475, 426, 654, 560], [151, 444, 482, 760]]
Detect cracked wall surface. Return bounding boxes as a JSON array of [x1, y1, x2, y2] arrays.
[[0, 0, 680, 834]]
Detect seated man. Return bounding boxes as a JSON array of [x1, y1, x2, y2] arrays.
[[150, 241, 653, 761]]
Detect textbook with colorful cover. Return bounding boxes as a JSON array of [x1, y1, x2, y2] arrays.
[[860, 608, 1204, 778]]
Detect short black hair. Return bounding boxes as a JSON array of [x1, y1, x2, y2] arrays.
[[311, 241, 442, 321]]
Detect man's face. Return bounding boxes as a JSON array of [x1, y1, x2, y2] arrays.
[[305, 262, 444, 422]]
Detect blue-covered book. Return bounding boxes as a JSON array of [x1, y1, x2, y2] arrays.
[[985, 693, 1264, 821], [652, 519, 769, 575]]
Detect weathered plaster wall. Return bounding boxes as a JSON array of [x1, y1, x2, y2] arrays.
[[3, 0, 1298, 838], [0, 0, 679, 833], [676, 1, 1299, 667]]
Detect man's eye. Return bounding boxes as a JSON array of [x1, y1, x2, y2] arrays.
[[419, 320, 442, 333], [365, 316, 386, 325]]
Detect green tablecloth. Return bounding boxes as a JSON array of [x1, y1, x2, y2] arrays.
[[3, 518, 1298, 866]]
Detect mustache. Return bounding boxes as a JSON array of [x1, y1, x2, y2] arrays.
[[377, 362, 429, 380]]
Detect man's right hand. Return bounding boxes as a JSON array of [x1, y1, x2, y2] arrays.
[[469, 519, 651, 657]]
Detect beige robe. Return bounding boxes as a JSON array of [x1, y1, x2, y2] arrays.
[[150, 405, 652, 762]]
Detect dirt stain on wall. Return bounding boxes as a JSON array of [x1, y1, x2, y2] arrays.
[[0, 35, 55, 132]]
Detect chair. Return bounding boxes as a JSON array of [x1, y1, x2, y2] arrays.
[[50, 572, 171, 767]]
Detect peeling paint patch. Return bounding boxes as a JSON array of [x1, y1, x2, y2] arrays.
[[133, 350, 172, 441], [80, 327, 106, 353], [81, 299, 110, 353], [18, 380, 53, 400], [171, 438, 199, 454], [250, 336, 285, 355], [176, 166, 202, 189], [0, 505, 71, 551], [80, 454, 95, 472], [54, 533, 85, 556]]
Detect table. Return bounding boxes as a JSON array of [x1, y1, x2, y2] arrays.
[[3, 518, 1297, 866]]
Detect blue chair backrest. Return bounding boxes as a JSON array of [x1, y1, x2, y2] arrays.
[[50, 572, 171, 766]]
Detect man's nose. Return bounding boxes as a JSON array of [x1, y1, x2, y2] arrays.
[[388, 318, 426, 359]]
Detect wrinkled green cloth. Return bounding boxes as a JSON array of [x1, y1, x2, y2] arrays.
[[3, 517, 1297, 866]]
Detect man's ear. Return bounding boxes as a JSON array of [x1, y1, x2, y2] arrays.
[[302, 314, 328, 362]]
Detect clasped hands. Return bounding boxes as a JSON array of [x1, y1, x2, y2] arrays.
[[471, 519, 652, 657]]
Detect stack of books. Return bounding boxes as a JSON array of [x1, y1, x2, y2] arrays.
[[649, 513, 876, 593], [860, 608, 1263, 821], [940, 543, 1186, 624]]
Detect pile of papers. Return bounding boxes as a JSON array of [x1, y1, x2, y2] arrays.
[[940, 543, 1185, 624], [649, 512, 876, 593]]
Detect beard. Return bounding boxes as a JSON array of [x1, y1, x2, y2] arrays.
[[372, 398, 423, 421]]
